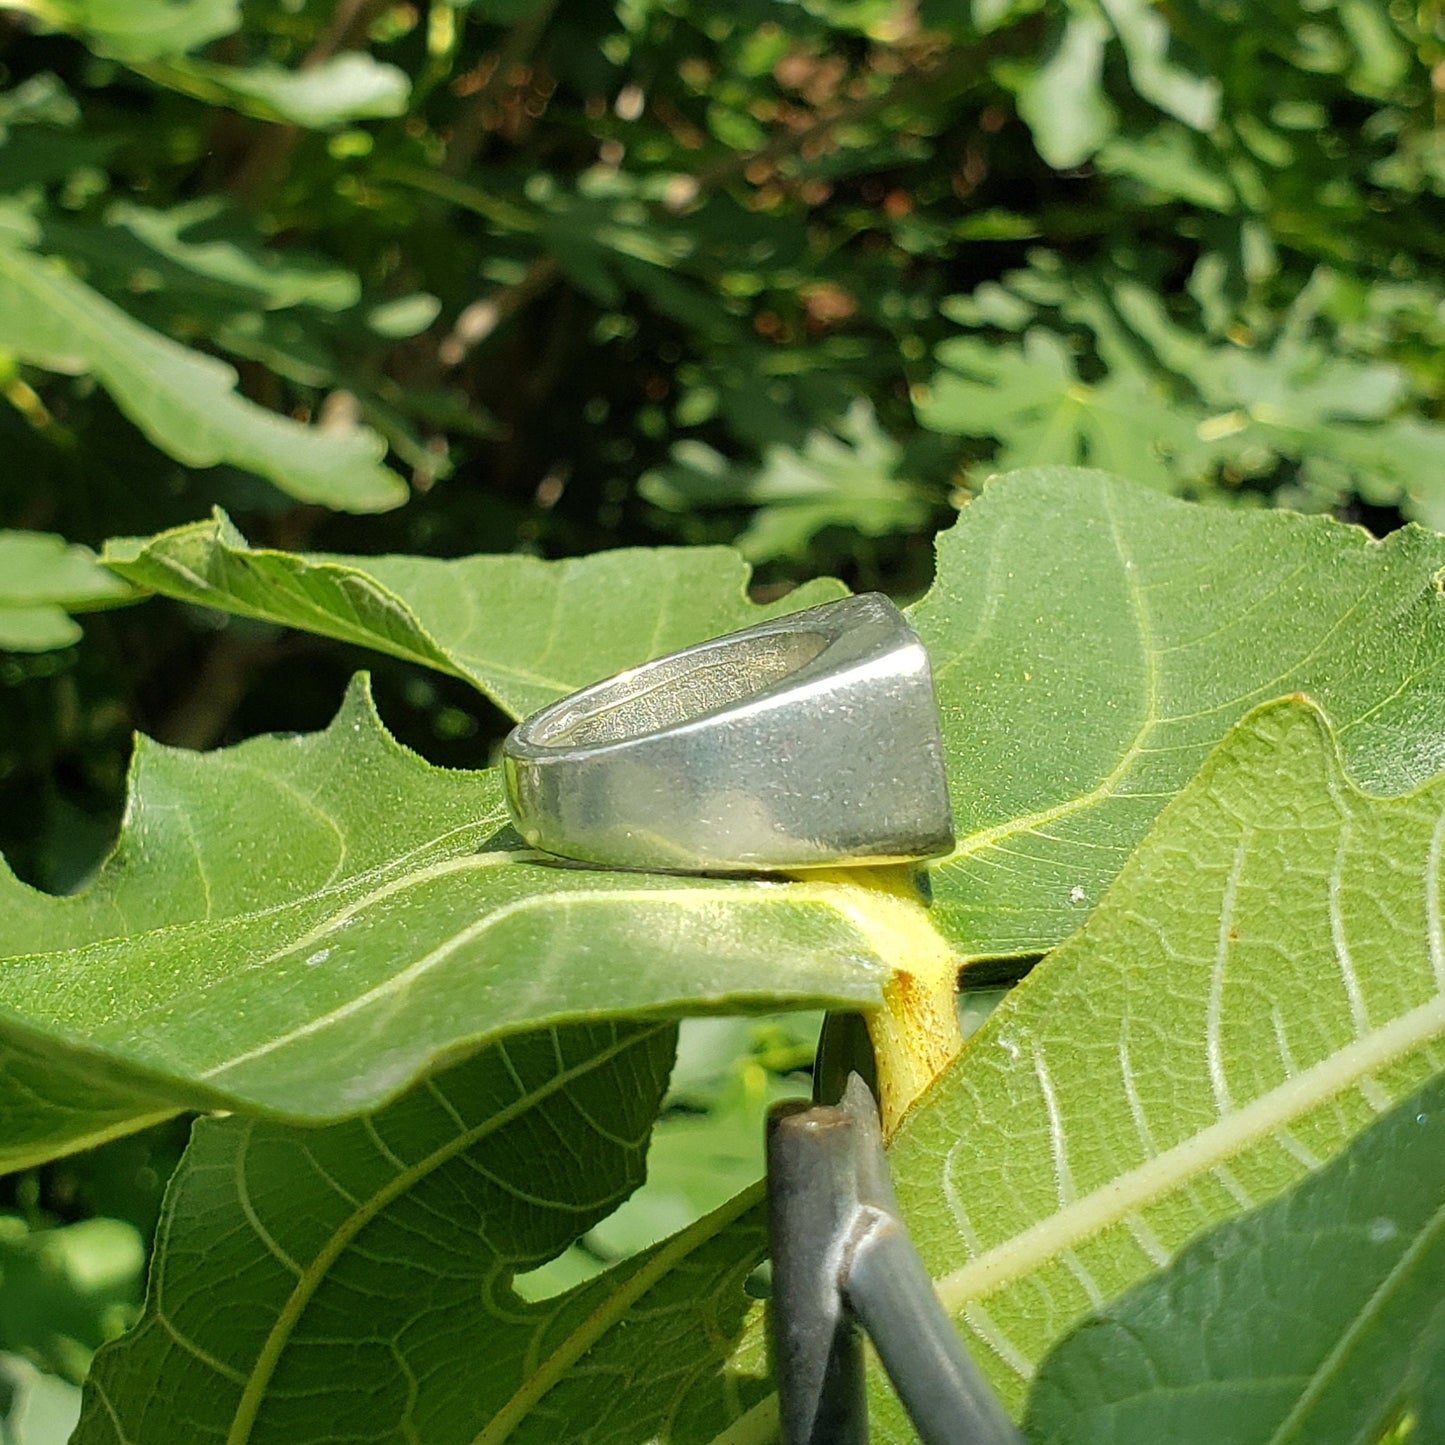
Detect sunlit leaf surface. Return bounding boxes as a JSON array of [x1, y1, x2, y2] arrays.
[[916, 468, 1445, 957], [12, 468, 1445, 1164], [0, 678, 889, 1169], [109, 472, 1445, 959], [0, 241, 405, 513]]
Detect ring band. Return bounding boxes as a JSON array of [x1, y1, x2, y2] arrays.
[[501, 593, 953, 873]]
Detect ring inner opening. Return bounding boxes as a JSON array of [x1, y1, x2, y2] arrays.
[[537, 630, 828, 747]]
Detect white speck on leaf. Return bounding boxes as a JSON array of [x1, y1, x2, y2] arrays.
[[305, 948, 331, 966], [1367, 1216, 1398, 1243], [1069, 885, 1086, 904]]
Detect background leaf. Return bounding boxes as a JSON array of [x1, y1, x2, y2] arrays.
[[1007, 14, 1115, 170], [104, 513, 847, 720], [0, 0, 241, 61], [87, 199, 362, 313], [639, 401, 938, 566], [0, 243, 406, 514], [0, 1354, 81, 1445], [916, 329, 1210, 486], [0, 530, 135, 652], [0, 1214, 143, 1382], [1098, 0, 1219, 131], [1024, 1070, 1445, 1444], [921, 255, 1445, 525], [135, 54, 412, 129]]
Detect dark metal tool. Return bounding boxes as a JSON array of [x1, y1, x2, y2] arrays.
[[766, 1072, 1025, 1445]]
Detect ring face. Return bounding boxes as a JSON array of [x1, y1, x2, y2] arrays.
[[501, 593, 955, 873]]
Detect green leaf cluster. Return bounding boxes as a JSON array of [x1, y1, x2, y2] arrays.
[[0, 469, 1442, 1440], [1, 2, 1444, 1439], [0, 0, 1438, 577], [918, 4, 1445, 524], [0, 530, 132, 651]]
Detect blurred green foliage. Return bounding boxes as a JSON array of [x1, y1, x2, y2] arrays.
[[0, 0, 1442, 1433], [3, 0, 1441, 875], [0, 1215, 142, 1383], [0, 1355, 80, 1445]]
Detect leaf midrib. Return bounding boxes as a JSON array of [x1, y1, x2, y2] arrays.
[[0, 833, 520, 1004], [941, 485, 1162, 871], [127, 545, 463, 681], [198, 880, 891, 1085], [935, 486, 1395, 889], [935, 988, 1445, 1316]]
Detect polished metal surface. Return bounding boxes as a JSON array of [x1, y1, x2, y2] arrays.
[[501, 592, 954, 873]]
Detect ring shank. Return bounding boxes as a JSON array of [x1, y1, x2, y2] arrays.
[[503, 594, 954, 873]]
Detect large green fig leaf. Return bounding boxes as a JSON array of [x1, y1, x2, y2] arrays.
[[71, 694, 1445, 1443], [72, 1020, 778, 1444], [13, 468, 1445, 1173], [915, 467, 1445, 958], [0, 678, 888, 1170], [1024, 1070, 1445, 1444], [861, 696, 1445, 1431], [103, 512, 846, 720]]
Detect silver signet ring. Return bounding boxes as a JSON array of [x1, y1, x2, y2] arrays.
[[501, 593, 954, 873]]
